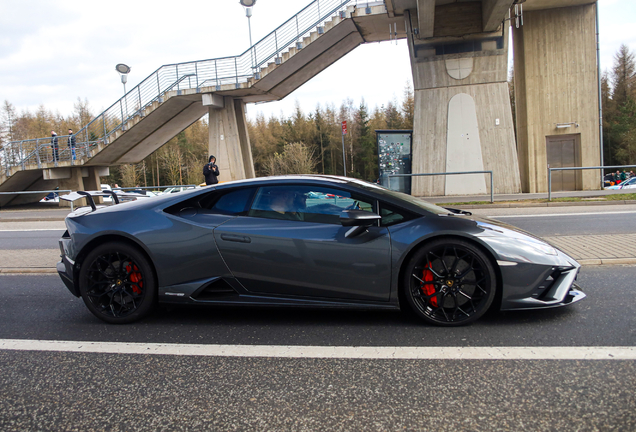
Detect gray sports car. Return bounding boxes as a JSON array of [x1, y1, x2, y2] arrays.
[[57, 175, 585, 326]]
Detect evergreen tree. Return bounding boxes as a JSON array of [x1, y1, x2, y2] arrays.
[[401, 82, 415, 129], [384, 101, 402, 129], [605, 45, 636, 166], [611, 44, 636, 108]]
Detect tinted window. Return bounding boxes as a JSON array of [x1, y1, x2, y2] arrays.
[[379, 203, 416, 227], [248, 185, 375, 224], [207, 188, 254, 215]]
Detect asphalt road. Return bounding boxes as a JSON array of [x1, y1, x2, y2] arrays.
[[1, 204, 635, 430], [486, 210, 636, 237], [0, 230, 63, 250], [1, 268, 635, 430], [0, 269, 634, 346]]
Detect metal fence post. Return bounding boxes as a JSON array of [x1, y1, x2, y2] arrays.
[[548, 168, 552, 201], [36, 139, 41, 168], [102, 115, 106, 144], [214, 60, 219, 88], [19, 141, 24, 170]]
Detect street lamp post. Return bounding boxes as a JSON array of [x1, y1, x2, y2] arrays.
[[116, 63, 131, 122], [239, 0, 258, 78]]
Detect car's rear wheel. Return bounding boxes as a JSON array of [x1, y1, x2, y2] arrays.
[[79, 242, 156, 324], [403, 239, 496, 326]]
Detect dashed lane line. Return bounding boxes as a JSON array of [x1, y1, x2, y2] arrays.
[[491, 210, 636, 218], [1, 339, 635, 360]]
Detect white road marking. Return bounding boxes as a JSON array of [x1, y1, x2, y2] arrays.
[[1, 339, 635, 360], [492, 211, 636, 219]]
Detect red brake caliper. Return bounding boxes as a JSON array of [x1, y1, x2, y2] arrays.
[[422, 264, 438, 307], [126, 263, 143, 294]]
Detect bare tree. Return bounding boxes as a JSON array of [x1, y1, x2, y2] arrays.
[[157, 143, 184, 185], [263, 142, 318, 175], [120, 164, 140, 187]]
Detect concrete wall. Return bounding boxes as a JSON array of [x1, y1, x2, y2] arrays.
[[409, 20, 521, 196], [513, 4, 600, 192], [411, 81, 520, 195]]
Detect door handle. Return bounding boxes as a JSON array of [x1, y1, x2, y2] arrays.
[[220, 234, 251, 243]]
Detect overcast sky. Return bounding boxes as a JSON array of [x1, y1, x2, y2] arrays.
[[1, 0, 634, 123]]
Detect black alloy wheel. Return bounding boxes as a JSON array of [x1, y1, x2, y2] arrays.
[[403, 239, 496, 326], [79, 242, 156, 324]]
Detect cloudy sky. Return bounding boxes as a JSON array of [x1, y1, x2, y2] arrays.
[[1, 0, 634, 123]]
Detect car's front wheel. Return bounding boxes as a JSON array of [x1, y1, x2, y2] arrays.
[[79, 242, 156, 324], [403, 239, 496, 326]]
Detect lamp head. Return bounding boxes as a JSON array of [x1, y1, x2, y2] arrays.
[[239, 0, 256, 6], [115, 63, 131, 74]]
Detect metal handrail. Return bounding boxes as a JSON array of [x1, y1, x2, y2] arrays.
[[1, 0, 357, 179], [548, 164, 636, 201], [388, 171, 495, 203]]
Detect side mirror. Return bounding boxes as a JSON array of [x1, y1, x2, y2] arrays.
[[340, 209, 381, 237]]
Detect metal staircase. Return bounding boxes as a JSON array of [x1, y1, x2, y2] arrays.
[[1, 0, 393, 197]]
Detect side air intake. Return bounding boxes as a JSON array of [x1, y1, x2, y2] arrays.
[[192, 279, 239, 300]]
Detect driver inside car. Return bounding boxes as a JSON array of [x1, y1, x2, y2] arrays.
[[266, 189, 304, 221]]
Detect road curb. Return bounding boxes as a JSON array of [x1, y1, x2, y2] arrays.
[[579, 258, 636, 266], [0, 268, 58, 274]]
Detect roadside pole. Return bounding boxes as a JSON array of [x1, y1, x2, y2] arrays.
[[341, 120, 347, 177]]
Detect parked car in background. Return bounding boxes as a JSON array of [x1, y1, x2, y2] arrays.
[[159, 186, 198, 195], [606, 176, 636, 190], [40, 192, 59, 202]]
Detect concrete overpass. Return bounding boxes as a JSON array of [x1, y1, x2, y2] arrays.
[[0, 0, 601, 205]]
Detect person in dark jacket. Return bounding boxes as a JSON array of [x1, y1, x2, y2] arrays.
[[51, 131, 59, 161], [203, 155, 220, 185], [67, 129, 76, 160]]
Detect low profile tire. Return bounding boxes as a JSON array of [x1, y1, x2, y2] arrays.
[[79, 242, 156, 324], [403, 239, 496, 326]]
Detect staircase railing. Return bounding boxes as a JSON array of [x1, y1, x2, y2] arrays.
[[1, 0, 362, 178]]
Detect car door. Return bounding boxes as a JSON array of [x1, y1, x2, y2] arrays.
[[213, 184, 392, 302]]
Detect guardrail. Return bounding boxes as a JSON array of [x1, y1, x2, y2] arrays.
[[0, 184, 200, 211], [548, 165, 636, 201], [388, 171, 495, 203], [0, 189, 73, 209]]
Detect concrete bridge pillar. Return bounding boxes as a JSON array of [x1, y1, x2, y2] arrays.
[[207, 97, 255, 182], [406, 6, 521, 197], [513, 3, 600, 193], [45, 166, 107, 207]]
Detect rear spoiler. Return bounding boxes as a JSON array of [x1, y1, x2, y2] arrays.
[[60, 190, 150, 211]]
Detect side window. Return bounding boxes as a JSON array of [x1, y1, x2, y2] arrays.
[[248, 185, 375, 224], [202, 188, 255, 215], [379, 203, 415, 227]]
